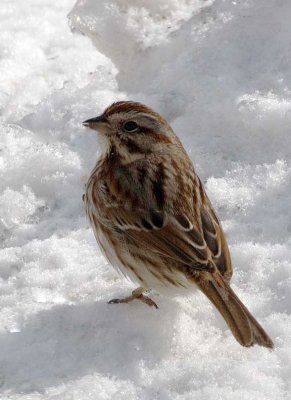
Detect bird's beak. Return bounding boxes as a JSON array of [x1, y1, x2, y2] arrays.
[[82, 114, 108, 129]]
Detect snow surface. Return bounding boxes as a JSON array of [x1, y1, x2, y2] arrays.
[[1, 0, 291, 399]]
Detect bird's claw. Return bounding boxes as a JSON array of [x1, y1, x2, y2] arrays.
[[107, 291, 158, 309]]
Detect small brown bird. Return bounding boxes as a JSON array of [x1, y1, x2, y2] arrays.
[[83, 101, 273, 348]]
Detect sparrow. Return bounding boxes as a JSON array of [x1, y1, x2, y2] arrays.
[[83, 101, 273, 348]]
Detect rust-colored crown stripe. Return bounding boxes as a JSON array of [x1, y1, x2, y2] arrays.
[[104, 101, 165, 122]]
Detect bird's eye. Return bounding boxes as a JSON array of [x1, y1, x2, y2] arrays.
[[123, 121, 138, 132]]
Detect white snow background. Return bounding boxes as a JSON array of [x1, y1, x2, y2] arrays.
[[0, 0, 291, 399]]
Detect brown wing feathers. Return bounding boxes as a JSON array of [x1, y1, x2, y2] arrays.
[[92, 145, 273, 348]]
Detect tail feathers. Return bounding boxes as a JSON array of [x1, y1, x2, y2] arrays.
[[197, 272, 274, 348]]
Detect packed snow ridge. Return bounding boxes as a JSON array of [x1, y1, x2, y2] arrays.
[[0, 0, 291, 399]]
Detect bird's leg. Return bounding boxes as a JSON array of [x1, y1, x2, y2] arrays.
[[108, 287, 158, 309]]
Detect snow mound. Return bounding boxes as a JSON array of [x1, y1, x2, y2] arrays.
[[0, 0, 291, 399]]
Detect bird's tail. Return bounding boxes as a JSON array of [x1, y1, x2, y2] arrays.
[[196, 271, 273, 348]]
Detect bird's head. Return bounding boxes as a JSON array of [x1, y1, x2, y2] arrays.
[[83, 101, 180, 162]]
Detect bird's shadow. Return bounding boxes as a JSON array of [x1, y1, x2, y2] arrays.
[[0, 298, 180, 394]]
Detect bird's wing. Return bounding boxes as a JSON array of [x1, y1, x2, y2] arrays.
[[100, 205, 219, 273], [92, 158, 232, 279], [198, 198, 233, 280]]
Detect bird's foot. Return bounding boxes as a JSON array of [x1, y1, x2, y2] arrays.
[[108, 287, 158, 309]]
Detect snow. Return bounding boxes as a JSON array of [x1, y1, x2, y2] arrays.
[[0, 0, 291, 399]]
